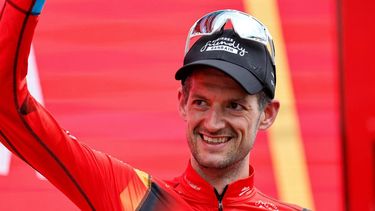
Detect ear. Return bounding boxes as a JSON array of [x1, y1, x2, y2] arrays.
[[258, 100, 280, 130], [177, 87, 187, 120]]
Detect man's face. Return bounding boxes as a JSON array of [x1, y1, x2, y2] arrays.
[[179, 68, 266, 169]]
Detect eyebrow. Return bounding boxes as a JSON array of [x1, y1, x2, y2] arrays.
[[190, 93, 208, 100], [190, 92, 250, 104]]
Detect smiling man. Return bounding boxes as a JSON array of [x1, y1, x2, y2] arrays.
[[173, 26, 293, 210], [0, 0, 309, 210], [178, 67, 277, 194]]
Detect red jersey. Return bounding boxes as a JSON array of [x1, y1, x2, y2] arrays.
[[0, 0, 309, 210]]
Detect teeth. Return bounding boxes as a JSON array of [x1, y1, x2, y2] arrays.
[[202, 135, 228, 144]]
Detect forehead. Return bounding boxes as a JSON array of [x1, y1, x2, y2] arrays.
[[188, 67, 248, 95]]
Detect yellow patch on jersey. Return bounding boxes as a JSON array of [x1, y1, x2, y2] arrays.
[[120, 168, 151, 211]]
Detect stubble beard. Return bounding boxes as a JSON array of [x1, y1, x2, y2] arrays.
[[187, 128, 251, 170]]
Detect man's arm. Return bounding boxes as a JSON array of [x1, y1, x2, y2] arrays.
[[0, 1, 150, 210]]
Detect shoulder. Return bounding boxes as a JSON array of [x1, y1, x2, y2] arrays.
[[163, 174, 183, 188], [252, 188, 311, 211]]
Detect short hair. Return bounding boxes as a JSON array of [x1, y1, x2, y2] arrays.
[[181, 75, 271, 111]]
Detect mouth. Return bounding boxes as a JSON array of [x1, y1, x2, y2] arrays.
[[200, 134, 231, 145]]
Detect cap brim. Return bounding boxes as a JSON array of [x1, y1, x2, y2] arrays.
[[175, 59, 263, 95]]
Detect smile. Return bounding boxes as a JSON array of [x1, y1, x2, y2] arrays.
[[201, 134, 231, 144]]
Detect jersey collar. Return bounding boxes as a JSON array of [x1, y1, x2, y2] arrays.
[[177, 161, 256, 206]]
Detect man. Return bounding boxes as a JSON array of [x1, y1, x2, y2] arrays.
[[0, 0, 309, 210]]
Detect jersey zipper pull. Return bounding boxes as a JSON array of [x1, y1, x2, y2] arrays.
[[214, 186, 228, 211]]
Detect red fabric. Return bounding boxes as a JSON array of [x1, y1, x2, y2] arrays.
[[169, 163, 304, 210]]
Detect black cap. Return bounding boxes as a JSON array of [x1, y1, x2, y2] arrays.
[[175, 30, 276, 99]]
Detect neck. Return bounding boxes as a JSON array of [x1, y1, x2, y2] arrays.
[[191, 155, 250, 194]]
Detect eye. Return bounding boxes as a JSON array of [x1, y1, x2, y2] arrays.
[[228, 102, 245, 111], [192, 99, 207, 107]]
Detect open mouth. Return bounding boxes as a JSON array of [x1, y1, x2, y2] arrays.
[[200, 134, 231, 145]]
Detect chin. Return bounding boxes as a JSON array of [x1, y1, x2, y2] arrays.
[[195, 155, 235, 169]]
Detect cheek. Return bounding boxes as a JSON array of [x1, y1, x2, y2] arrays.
[[235, 116, 259, 141], [185, 107, 203, 124], [185, 110, 201, 133], [233, 115, 252, 131]]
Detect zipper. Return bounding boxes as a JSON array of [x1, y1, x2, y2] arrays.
[[214, 186, 228, 211]]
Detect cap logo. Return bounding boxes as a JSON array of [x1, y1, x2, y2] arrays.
[[200, 37, 248, 56], [271, 72, 275, 87]]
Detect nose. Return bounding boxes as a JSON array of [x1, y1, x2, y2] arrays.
[[203, 106, 226, 132]]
